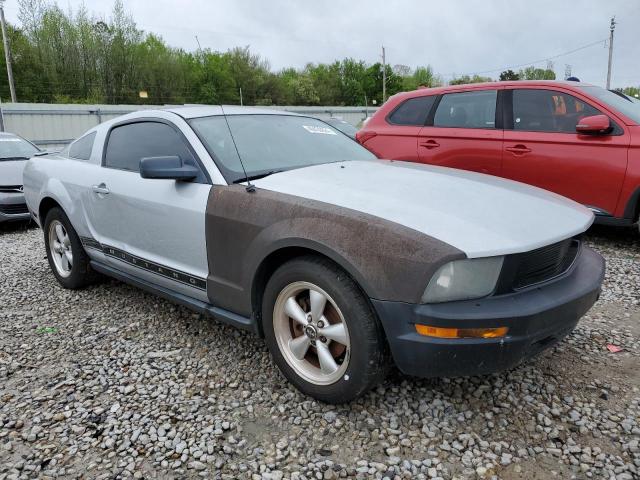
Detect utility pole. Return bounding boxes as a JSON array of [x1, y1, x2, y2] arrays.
[[195, 35, 202, 52], [0, 0, 16, 103], [381, 46, 386, 103], [564, 64, 572, 80], [239, 87, 243, 106], [606, 17, 616, 90]]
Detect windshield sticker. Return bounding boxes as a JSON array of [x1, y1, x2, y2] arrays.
[[0, 138, 22, 142], [302, 125, 337, 135]]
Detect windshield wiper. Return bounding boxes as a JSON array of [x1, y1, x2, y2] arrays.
[[0, 156, 31, 161], [232, 170, 283, 184]]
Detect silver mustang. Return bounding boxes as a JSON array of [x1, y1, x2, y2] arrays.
[[23, 106, 605, 403]]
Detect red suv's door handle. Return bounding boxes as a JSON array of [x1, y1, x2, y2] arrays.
[[420, 139, 440, 149], [505, 144, 532, 155]]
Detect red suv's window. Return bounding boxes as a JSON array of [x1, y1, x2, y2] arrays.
[[513, 89, 601, 133], [433, 90, 497, 129], [387, 96, 437, 126]]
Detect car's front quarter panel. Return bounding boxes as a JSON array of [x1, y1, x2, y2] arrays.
[[205, 185, 465, 318]]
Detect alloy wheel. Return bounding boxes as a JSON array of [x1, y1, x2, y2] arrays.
[[273, 281, 350, 385], [48, 220, 73, 278]]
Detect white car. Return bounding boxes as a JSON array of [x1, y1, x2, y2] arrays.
[[23, 106, 604, 403], [0, 132, 42, 223]]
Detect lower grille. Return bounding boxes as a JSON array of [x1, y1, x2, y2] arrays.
[[496, 238, 581, 293], [0, 185, 23, 193], [0, 203, 29, 215]]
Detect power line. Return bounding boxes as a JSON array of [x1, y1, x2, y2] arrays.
[[442, 38, 608, 78]]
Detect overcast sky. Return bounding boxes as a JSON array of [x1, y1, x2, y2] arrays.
[[4, 0, 639, 88]]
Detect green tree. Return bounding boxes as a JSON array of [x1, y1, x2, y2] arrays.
[[622, 87, 639, 99], [449, 74, 493, 85], [499, 69, 520, 81], [519, 66, 556, 80], [3, 0, 507, 106], [402, 65, 441, 91]]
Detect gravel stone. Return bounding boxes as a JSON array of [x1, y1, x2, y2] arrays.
[[0, 223, 638, 479]]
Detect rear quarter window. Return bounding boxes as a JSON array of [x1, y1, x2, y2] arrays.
[[68, 132, 96, 160], [387, 96, 437, 126]]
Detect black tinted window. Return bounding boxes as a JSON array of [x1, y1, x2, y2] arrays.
[[104, 122, 195, 172], [434, 90, 497, 129], [388, 96, 436, 125], [69, 132, 96, 160], [513, 89, 601, 133]]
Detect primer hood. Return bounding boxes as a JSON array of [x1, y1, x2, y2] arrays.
[[252, 160, 594, 258]]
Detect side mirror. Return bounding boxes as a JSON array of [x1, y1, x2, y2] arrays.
[[576, 115, 612, 135], [139, 156, 199, 181]]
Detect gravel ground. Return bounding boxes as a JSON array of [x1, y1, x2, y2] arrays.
[[0, 222, 638, 480]]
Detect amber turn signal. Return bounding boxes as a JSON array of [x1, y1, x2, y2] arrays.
[[415, 325, 508, 339]]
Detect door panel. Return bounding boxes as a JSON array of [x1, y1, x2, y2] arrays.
[[85, 120, 211, 302], [364, 126, 421, 161], [417, 126, 503, 175], [502, 131, 629, 214], [364, 95, 437, 161], [86, 170, 211, 301], [502, 88, 629, 215], [417, 89, 503, 176]]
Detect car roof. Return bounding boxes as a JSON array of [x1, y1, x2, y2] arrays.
[[392, 80, 597, 101], [162, 105, 304, 119], [0, 132, 21, 139]]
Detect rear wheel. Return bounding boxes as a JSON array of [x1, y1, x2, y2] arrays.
[[43, 207, 100, 289], [262, 256, 386, 403]]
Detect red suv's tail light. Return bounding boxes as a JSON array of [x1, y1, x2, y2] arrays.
[[355, 130, 377, 145]]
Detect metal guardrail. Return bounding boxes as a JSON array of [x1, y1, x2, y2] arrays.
[[0, 103, 377, 148], [0, 103, 378, 147]]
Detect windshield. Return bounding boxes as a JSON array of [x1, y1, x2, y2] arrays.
[[0, 135, 40, 160], [325, 118, 359, 137], [579, 86, 640, 124], [189, 114, 376, 183]]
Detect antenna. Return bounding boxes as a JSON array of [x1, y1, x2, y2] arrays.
[[220, 105, 255, 193]]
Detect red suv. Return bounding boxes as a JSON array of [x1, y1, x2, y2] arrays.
[[357, 81, 640, 228]]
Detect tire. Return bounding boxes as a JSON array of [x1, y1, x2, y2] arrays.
[[43, 207, 100, 289], [262, 255, 387, 403]]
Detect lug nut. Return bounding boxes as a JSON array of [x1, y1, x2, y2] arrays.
[[320, 336, 327, 343], [317, 320, 324, 328]]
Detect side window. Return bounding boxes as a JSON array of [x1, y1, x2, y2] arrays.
[[68, 132, 96, 160], [387, 96, 437, 126], [104, 122, 196, 172], [513, 89, 602, 133], [434, 90, 497, 129]]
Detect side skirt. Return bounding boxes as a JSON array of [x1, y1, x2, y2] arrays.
[[592, 215, 635, 227], [90, 261, 259, 335]]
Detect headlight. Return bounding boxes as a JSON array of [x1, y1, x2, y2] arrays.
[[422, 256, 504, 304]]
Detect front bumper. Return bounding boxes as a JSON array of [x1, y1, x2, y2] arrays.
[[371, 246, 605, 378], [0, 191, 30, 223]]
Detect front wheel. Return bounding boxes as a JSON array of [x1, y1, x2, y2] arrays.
[[262, 256, 387, 403]]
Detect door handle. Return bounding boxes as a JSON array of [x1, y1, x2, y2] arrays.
[[505, 144, 532, 155], [420, 139, 440, 149], [92, 183, 110, 195]]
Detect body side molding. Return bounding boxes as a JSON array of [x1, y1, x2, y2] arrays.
[[80, 237, 207, 291], [90, 261, 258, 334]]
